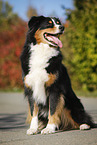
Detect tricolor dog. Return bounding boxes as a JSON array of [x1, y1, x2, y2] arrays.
[[20, 16, 95, 135]]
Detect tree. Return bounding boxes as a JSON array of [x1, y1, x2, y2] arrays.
[[0, 0, 19, 24], [62, 0, 97, 91], [0, 0, 26, 90]]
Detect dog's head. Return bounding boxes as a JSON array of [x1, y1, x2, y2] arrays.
[[28, 16, 64, 48]]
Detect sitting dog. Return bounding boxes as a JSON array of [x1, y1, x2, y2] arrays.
[[20, 16, 95, 135]]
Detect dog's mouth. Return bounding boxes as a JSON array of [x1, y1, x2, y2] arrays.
[[44, 32, 63, 48]]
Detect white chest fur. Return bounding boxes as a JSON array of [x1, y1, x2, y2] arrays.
[[25, 43, 59, 105]]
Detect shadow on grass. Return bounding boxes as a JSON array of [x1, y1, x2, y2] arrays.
[[0, 113, 28, 130]]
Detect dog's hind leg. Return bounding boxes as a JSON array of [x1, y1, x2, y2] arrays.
[[64, 89, 95, 130]]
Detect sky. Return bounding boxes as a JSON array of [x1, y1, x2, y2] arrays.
[[4, 0, 74, 22]]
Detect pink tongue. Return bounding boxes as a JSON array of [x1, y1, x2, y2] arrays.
[[48, 36, 63, 48]]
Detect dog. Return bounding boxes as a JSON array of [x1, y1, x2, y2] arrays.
[[20, 16, 95, 135]]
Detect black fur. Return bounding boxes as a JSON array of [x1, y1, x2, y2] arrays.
[[20, 16, 95, 132]]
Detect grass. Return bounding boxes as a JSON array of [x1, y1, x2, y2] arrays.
[[75, 90, 97, 98], [0, 87, 23, 93]]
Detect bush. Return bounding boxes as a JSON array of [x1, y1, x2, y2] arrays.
[[0, 21, 27, 89], [62, 0, 97, 91]]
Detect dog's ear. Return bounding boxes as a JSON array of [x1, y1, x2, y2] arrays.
[[28, 16, 45, 29]]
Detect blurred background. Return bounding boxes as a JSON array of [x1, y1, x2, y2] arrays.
[[0, 0, 97, 95]]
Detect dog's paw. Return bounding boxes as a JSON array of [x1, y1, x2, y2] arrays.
[[41, 127, 55, 134], [27, 116, 38, 135], [80, 124, 90, 130], [41, 124, 57, 134], [27, 128, 38, 135]]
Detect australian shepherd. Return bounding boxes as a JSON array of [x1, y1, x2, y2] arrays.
[[20, 16, 95, 135]]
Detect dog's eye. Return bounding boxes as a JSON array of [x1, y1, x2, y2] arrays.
[[49, 21, 52, 24]]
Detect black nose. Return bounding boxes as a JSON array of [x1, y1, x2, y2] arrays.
[[59, 25, 64, 31]]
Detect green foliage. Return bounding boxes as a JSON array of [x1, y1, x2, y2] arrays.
[[0, 0, 97, 92], [0, 0, 21, 31], [62, 0, 97, 91]]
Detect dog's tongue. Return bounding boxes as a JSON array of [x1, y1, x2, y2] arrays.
[[48, 35, 63, 48]]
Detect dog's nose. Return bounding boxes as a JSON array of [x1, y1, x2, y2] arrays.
[[59, 26, 64, 31]]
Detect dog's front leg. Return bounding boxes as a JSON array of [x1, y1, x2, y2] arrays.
[[41, 93, 64, 134], [27, 102, 39, 135]]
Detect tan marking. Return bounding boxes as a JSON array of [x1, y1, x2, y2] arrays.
[[61, 108, 79, 130], [35, 27, 58, 44], [26, 102, 32, 124], [46, 73, 57, 87], [49, 20, 52, 24], [24, 77, 31, 89], [56, 21, 59, 24], [33, 103, 39, 117], [48, 96, 64, 126], [26, 102, 38, 124]]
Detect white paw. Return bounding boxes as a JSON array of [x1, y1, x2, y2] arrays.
[[80, 124, 90, 130], [41, 124, 57, 134], [27, 116, 38, 135], [27, 128, 38, 135]]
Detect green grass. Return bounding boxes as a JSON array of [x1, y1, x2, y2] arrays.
[[75, 90, 97, 98]]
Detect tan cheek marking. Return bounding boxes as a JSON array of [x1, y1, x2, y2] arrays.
[[48, 96, 64, 126], [46, 73, 57, 87], [35, 28, 57, 44], [35, 29, 45, 44]]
